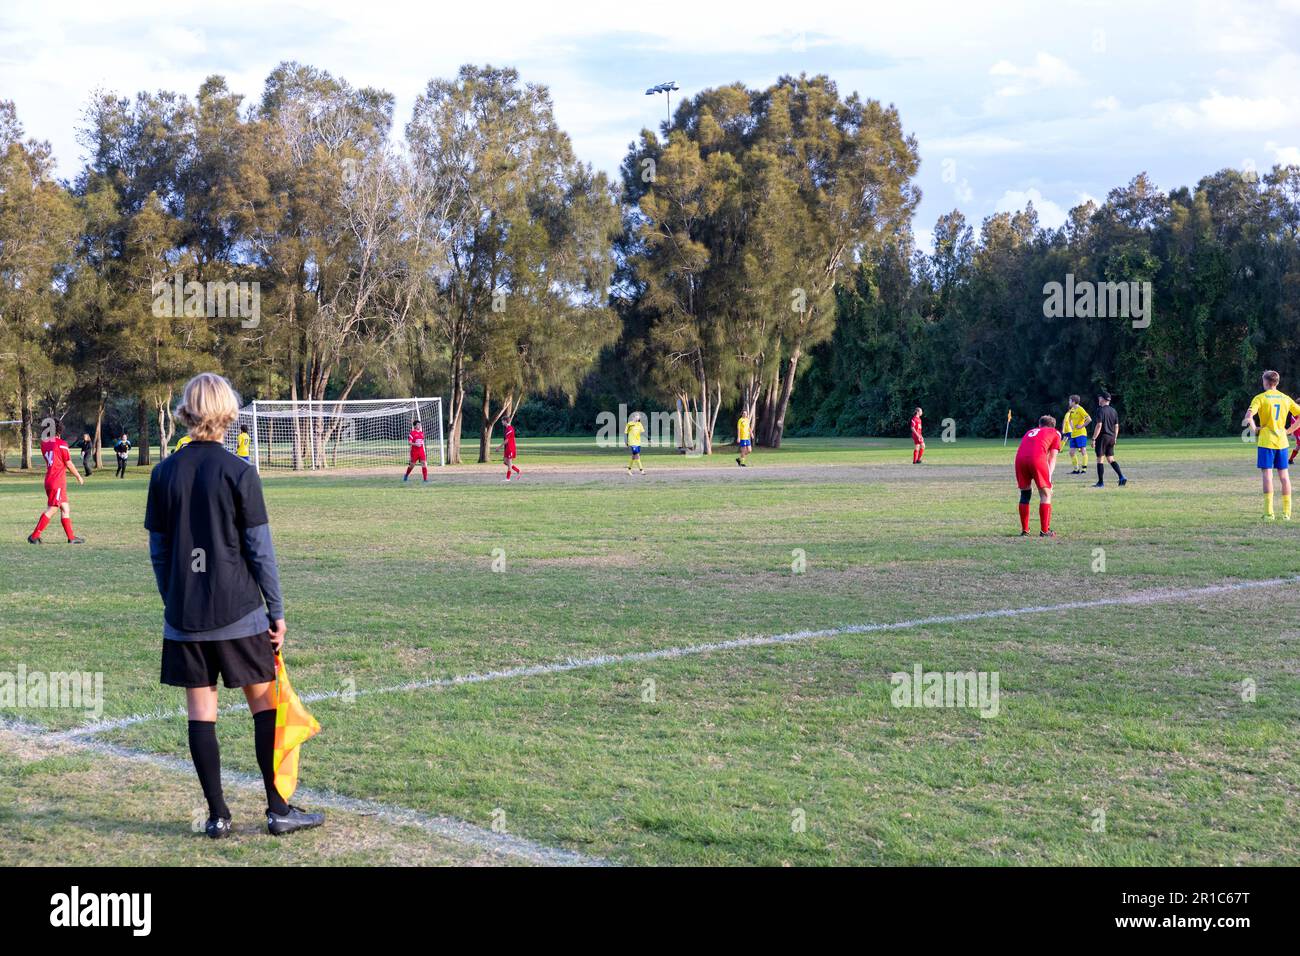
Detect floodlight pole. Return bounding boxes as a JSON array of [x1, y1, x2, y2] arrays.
[[648, 83, 677, 127]]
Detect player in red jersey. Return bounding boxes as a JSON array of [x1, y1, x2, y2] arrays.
[[28, 423, 86, 544], [502, 417, 520, 481], [403, 419, 428, 482], [1014, 415, 1061, 538], [910, 407, 925, 463]]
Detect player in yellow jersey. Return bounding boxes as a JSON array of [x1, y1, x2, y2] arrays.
[[625, 413, 646, 475], [235, 423, 251, 463], [736, 414, 752, 467], [1241, 370, 1300, 520], [1062, 395, 1091, 475]]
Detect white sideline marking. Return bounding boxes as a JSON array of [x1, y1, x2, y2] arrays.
[[57, 574, 1300, 741], [0, 718, 606, 867]]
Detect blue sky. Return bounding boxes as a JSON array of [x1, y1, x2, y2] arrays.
[[2, 0, 1298, 251]]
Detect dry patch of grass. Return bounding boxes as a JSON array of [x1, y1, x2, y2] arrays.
[[0, 728, 521, 866]]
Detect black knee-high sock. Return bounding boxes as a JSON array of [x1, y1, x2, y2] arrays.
[[1097, 462, 1105, 482], [188, 720, 229, 820], [253, 709, 290, 815], [1111, 460, 1125, 479]]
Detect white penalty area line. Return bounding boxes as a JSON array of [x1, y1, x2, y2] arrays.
[[0, 718, 606, 867], [57, 573, 1300, 742]]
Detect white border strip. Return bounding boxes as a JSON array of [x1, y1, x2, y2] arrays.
[[57, 574, 1300, 741]]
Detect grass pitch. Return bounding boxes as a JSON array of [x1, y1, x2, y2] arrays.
[[2, 437, 1298, 865]]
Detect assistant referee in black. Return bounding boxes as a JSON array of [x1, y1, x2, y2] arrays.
[[146, 372, 323, 839]]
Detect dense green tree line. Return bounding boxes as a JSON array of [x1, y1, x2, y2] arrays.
[[789, 167, 1300, 439], [0, 64, 618, 467], [2, 65, 1298, 471]]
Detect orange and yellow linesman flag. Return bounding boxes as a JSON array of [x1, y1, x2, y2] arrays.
[[272, 652, 321, 801], [1003, 409, 1013, 446]]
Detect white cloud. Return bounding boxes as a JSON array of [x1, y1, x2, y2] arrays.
[[1165, 91, 1298, 132], [1266, 141, 1300, 165], [988, 52, 1082, 97], [1092, 96, 1120, 112], [147, 25, 206, 57], [995, 188, 1068, 229]]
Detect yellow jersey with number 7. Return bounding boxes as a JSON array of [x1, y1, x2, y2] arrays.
[[1248, 390, 1300, 450]]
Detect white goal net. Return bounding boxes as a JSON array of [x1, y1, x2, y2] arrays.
[[224, 399, 444, 473]]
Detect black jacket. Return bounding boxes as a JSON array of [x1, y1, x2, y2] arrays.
[[144, 441, 271, 632]]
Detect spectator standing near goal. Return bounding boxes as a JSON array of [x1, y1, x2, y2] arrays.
[[146, 372, 323, 839], [79, 432, 95, 477], [28, 422, 85, 544], [114, 432, 131, 478], [1090, 392, 1126, 488], [911, 407, 925, 464], [403, 419, 428, 482], [502, 417, 520, 481]]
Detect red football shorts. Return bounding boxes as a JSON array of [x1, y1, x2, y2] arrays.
[[409, 448, 427, 464], [44, 478, 66, 507], [1015, 457, 1051, 491]]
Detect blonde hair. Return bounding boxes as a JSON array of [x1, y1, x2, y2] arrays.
[[1263, 370, 1281, 387], [175, 373, 240, 442]]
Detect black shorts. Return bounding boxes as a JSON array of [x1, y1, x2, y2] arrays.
[[1095, 435, 1116, 457], [161, 633, 276, 688]]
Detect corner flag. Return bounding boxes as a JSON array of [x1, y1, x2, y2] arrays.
[[1003, 409, 1012, 446], [272, 652, 321, 800]]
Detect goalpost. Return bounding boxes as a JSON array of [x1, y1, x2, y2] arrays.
[[224, 399, 445, 473]]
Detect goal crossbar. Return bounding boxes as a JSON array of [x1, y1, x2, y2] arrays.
[[225, 398, 445, 473]]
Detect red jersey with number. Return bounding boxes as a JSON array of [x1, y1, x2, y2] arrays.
[[503, 424, 517, 457], [1016, 427, 1061, 464], [41, 438, 72, 483], [910, 415, 923, 440]]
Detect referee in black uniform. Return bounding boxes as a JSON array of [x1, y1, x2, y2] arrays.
[[146, 372, 323, 839], [1091, 391, 1127, 488]]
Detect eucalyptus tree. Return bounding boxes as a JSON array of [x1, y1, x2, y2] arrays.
[[622, 75, 920, 449], [408, 64, 618, 463], [0, 102, 79, 467], [748, 75, 920, 446]]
